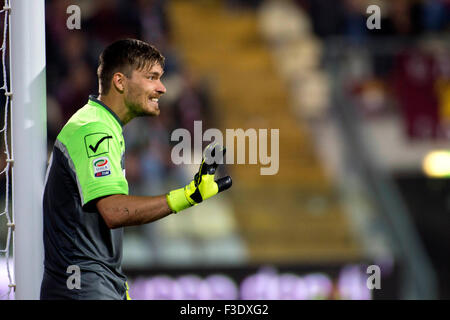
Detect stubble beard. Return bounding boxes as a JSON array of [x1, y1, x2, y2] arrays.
[[125, 90, 159, 119]]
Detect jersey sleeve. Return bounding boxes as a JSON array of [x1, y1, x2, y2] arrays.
[[65, 122, 128, 206]]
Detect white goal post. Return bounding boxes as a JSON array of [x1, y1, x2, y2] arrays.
[[9, 0, 47, 299]]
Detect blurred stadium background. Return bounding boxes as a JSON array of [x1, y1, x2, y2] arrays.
[[1, 0, 450, 299]]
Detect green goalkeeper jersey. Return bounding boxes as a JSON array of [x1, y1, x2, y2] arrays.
[[41, 95, 129, 300]]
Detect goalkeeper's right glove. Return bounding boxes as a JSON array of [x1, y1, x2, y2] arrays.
[[166, 143, 232, 213]]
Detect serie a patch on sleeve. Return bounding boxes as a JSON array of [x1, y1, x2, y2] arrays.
[[92, 156, 111, 177]]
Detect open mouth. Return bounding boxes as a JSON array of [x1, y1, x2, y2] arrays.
[[149, 97, 159, 109]]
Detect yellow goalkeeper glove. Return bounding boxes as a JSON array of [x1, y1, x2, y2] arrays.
[[166, 143, 232, 213]]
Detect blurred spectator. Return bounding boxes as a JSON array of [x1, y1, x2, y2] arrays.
[[304, 0, 347, 38], [290, 0, 449, 141], [301, 0, 450, 39], [84, 0, 142, 47], [342, 0, 369, 44], [136, 0, 170, 49], [172, 68, 215, 136], [55, 61, 96, 122], [392, 49, 440, 139], [422, 0, 450, 32]]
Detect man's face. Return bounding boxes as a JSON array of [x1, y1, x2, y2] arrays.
[[123, 63, 166, 117]]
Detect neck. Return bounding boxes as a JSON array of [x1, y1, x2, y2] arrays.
[[97, 93, 133, 125]]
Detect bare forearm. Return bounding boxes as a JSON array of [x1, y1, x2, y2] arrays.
[[96, 194, 173, 229]]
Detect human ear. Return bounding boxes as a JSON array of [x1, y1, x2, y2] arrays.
[[112, 72, 126, 93]]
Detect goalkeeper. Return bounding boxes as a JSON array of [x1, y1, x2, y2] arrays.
[[40, 39, 232, 300]]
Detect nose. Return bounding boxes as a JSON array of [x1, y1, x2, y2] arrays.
[[157, 80, 166, 95]]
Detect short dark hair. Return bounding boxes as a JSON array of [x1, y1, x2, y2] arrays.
[[97, 39, 165, 94]]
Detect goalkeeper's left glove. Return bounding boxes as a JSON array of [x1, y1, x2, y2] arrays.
[[166, 143, 232, 213]]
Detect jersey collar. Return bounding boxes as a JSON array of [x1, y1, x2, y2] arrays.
[[88, 95, 124, 127]]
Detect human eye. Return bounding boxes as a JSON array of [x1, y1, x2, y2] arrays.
[[148, 73, 160, 81]]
